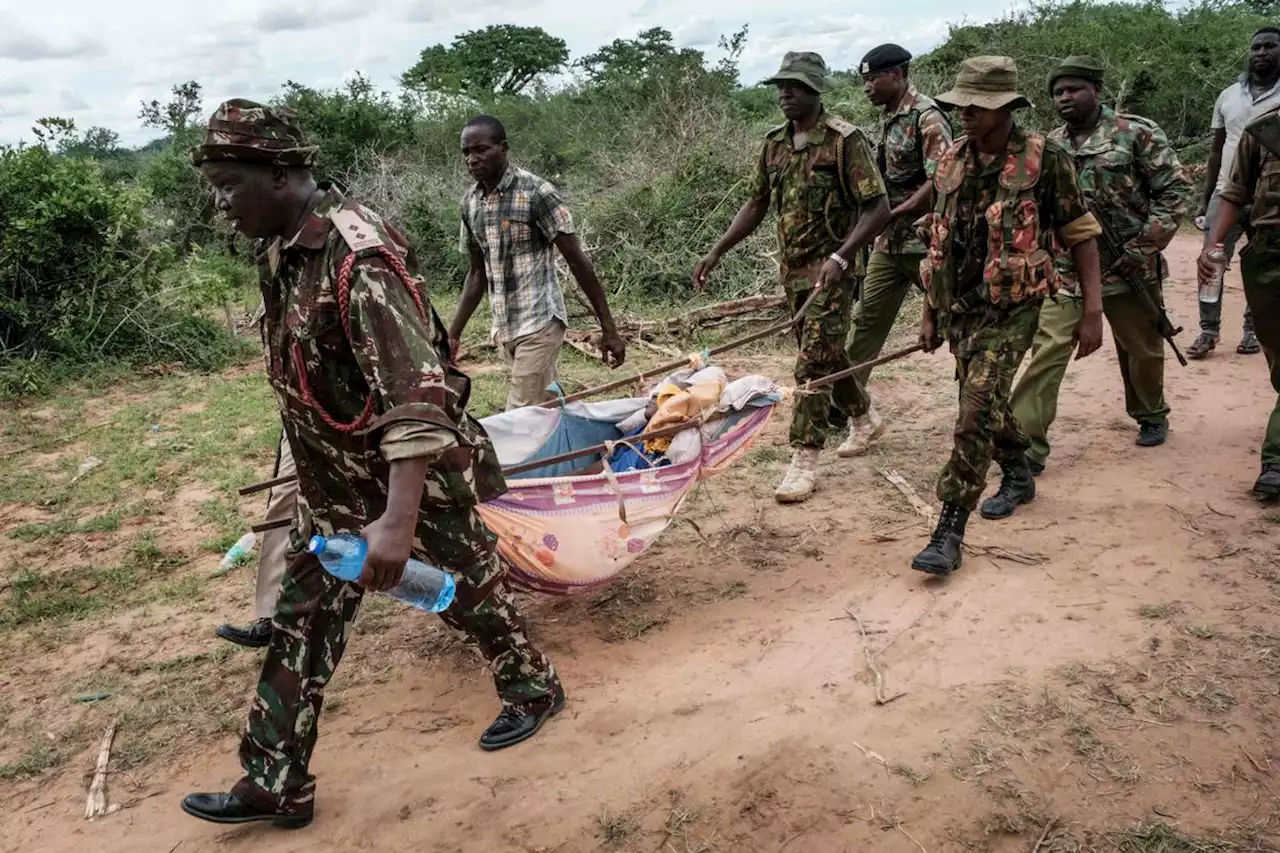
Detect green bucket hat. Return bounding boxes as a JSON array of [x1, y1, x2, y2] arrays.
[[191, 99, 318, 168], [936, 55, 1032, 112], [1048, 55, 1105, 91], [762, 51, 834, 94]]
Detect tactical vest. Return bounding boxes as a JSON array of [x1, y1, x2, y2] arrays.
[[920, 132, 1058, 311], [764, 115, 863, 257]]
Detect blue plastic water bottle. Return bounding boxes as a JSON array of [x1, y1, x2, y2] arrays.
[[307, 533, 456, 613]]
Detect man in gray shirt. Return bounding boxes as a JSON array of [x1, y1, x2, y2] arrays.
[[1192, 27, 1280, 359]]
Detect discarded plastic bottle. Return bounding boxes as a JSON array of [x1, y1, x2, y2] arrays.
[[219, 533, 257, 570], [1200, 243, 1227, 305], [307, 533, 456, 613]]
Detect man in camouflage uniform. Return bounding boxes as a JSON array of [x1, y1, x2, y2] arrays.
[[1198, 104, 1280, 501], [843, 43, 953, 455], [180, 101, 563, 828], [694, 52, 890, 503], [913, 57, 1104, 576], [1000, 57, 1191, 498]]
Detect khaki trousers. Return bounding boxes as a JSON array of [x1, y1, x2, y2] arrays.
[[253, 431, 296, 620], [502, 319, 566, 411]]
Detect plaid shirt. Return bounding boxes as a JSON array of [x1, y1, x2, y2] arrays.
[[460, 166, 572, 343]]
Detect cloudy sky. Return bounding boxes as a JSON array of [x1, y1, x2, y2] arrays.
[[0, 0, 1018, 147]]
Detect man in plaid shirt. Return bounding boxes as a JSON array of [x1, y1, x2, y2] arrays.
[[449, 115, 625, 409]]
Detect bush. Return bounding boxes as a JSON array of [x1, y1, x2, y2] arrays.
[[0, 143, 238, 381]]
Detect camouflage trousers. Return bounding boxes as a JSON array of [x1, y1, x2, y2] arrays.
[[936, 301, 1043, 509], [1240, 233, 1280, 465], [231, 508, 560, 815], [788, 267, 869, 448]]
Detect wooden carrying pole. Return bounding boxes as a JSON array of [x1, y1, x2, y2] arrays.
[[539, 286, 825, 408], [240, 339, 925, 535]]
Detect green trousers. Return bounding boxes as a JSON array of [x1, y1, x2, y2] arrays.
[[1240, 237, 1280, 465], [1009, 289, 1169, 466], [788, 268, 867, 448], [844, 250, 923, 412]]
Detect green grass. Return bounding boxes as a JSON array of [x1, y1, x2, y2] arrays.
[[0, 741, 65, 780]]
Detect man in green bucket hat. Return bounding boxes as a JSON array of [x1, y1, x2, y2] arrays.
[[693, 51, 891, 503], [911, 56, 1105, 577]]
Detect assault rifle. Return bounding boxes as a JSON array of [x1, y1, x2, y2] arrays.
[[1082, 194, 1188, 367]]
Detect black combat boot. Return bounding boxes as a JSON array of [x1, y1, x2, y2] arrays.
[[979, 459, 1036, 520], [911, 503, 969, 576], [1253, 463, 1280, 502]]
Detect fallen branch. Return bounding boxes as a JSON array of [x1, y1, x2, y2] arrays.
[[846, 607, 906, 706], [84, 722, 116, 820], [878, 468, 936, 526], [964, 545, 1048, 565], [1031, 817, 1060, 853]]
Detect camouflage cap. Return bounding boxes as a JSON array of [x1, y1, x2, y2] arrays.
[[191, 99, 318, 168], [935, 55, 1032, 112], [1048, 55, 1105, 91], [762, 51, 834, 94]]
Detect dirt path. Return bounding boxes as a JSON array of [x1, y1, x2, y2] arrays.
[[5, 232, 1280, 852]]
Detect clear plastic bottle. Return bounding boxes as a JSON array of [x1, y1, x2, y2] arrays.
[[307, 533, 456, 613], [1200, 243, 1227, 304], [219, 533, 257, 570]]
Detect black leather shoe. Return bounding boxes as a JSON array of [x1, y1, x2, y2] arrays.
[[216, 618, 272, 649], [911, 503, 969, 577], [180, 792, 312, 829], [1136, 421, 1169, 447], [478, 692, 565, 752], [980, 460, 1036, 520], [1253, 463, 1280, 502]]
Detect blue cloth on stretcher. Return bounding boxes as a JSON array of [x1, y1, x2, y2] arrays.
[[607, 424, 670, 472]]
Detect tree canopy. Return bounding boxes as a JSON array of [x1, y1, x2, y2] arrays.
[[401, 24, 569, 96]]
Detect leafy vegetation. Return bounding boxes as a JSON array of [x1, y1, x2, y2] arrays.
[[0, 2, 1272, 397]]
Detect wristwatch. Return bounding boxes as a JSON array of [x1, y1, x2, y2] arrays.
[[828, 252, 849, 271]]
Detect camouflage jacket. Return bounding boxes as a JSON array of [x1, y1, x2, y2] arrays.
[[258, 186, 506, 544], [921, 125, 1100, 321], [1049, 106, 1191, 297], [1221, 106, 1280, 231], [874, 87, 952, 255], [751, 110, 887, 282]]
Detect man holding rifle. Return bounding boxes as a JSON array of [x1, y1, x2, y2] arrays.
[[999, 57, 1191, 493]]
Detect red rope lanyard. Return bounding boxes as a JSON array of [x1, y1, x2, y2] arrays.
[[291, 246, 430, 434]]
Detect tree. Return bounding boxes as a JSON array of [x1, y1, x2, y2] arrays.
[[401, 25, 568, 96], [139, 80, 204, 137], [275, 73, 418, 181], [576, 27, 705, 85]]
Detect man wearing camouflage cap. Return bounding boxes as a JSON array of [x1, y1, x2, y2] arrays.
[[1001, 57, 1191, 495], [912, 57, 1104, 576], [180, 100, 563, 828], [694, 51, 890, 503], [844, 43, 953, 455]]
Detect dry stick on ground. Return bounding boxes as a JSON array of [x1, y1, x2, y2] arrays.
[[84, 722, 117, 820], [1031, 817, 1060, 853], [846, 606, 906, 706], [878, 468, 936, 527], [896, 822, 928, 853], [0, 420, 113, 460]]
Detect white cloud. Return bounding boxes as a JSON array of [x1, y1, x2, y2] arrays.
[[0, 0, 1019, 147]]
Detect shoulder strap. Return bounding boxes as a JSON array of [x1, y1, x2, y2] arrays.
[[328, 206, 387, 257]]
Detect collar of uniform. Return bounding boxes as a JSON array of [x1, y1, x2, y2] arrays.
[[786, 110, 831, 148], [282, 184, 344, 252], [471, 166, 519, 198], [963, 124, 1029, 176], [1053, 105, 1119, 155], [886, 86, 923, 121]]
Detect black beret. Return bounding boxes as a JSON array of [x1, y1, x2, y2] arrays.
[[860, 44, 912, 75]]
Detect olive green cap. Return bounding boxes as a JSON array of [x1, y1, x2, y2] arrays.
[[762, 51, 834, 94], [1049, 55, 1105, 91]]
